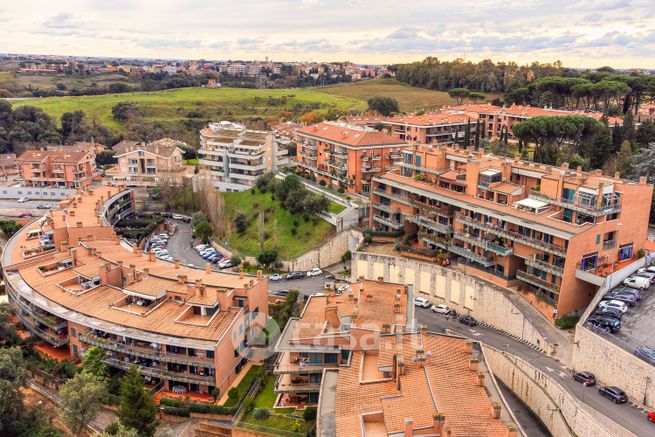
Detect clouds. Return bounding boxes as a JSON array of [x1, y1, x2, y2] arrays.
[[0, 0, 653, 67]]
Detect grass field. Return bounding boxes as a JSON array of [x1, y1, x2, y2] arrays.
[[223, 365, 261, 407], [222, 189, 335, 259], [318, 78, 500, 112], [10, 86, 366, 132]]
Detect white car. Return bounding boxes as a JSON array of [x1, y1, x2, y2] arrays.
[[336, 284, 349, 295], [218, 259, 233, 269], [17, 196, 29, 203], [634, 270, 655, 284], [430, 304, 450, 314], [414, 297, 430, 308], [307, 268, 323, 277], [269, 273, 282, 281], [195, 244, 209, 251], [599, 299, 629, 314], [623, 276, 650, 290]]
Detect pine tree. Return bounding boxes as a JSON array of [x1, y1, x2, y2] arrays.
[[118, 366, 159, 437]]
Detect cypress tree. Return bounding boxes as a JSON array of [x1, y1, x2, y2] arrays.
[[463, 119, 471, 147], [474, 119, 481, 149], [118, 366, 159, 437]]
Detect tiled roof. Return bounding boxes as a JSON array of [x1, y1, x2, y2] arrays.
[[113, 138, 185, 159], [17, 149, 90, 164], [124, 276, 188, 297], [297, 122, 406, 147], [386, 111, 477, 126], [489, 181, 523, 195], [450, 103, 623, 125]]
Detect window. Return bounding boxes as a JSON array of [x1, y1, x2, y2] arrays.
[[70, 328, 76, 338], [325, 353, 338, 364], [563, 209, 573, 223], [206, 350, 215, 359], [596, 234, 601, 245], [619, 244, 633, 261]]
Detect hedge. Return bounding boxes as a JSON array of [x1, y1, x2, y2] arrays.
[[162, 406, 190, 417], [159, 397, 237, 415], [160, 397, 186, 407]]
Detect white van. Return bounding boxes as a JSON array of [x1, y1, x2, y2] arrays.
[[623, 276, 650, 290]]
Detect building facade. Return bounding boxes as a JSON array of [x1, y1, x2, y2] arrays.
[[17, 149, 96, 189], [295, 121, 407, 195], [198, 121, 289, 192], [2, 187, 269, 397], [107, 139, 192, 187], [382, 111, 479, 146], [371, 145, 652, 316]]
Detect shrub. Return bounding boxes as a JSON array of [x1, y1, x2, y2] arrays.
[[303, 213, 310, 222], [291, 227, 297, 236], [319, 179, 327, 186], [252, 408, 270, 420], [104, 421, 120, 435], [303, 407, 317, 422], [230, 256, 241, 267], [555, 315, 580, 330], [234, 213, 249, 234], [228, 387, 239, 400], [337, 187, 345, 193], [163, 406, 190, 417], [160, 397, 185, 407], [292, 219, 299, 228]]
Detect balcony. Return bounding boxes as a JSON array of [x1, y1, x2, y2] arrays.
[[274, 373, 321, 394], [415, 201, 451, 219], [602, 240, 617, 250], [399, 162, 444, 176], [17, 312, 69, 347], [12, 298, 67, 331], [361, 166, 381, 173], [448, 245, 496, 268], [301, 142, 318, 151], [273, 352, 337, 375], [372, 215, 403, 230], [103, 358, 215, 385], [387, 152, 403, 160], [372, 202, 396, 214], [297, 151, 317, 160], [516, 270, 560, 294], [524, 257, 564, 277], [373, 189, 414, 207], [79, 333, 215, 367], [406, 215, 452, 235], [456, 216, 566, 257], [529, 189, 621, 216], [453, 232, 513, 257], [420, 233, 450, 250]]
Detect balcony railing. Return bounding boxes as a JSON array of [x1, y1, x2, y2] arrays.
[[373, 189, 414, 207], [448, 245, 496, 268], [103, 358, 215, 385], [453, 232, 513, 257], [80, 333, 215, 367], [456, 216, 566, 257], [371, 202, 396, 214], [529, 189, 621, 216], [17, 312, 69, 347], [516, 270, 561, 294], [373, 215, 403, 230], [415, 201, 451, 219], [362, 166, 381, 173], [406, 215, 452, 235], [524, 257, 564, 277], [273, 353, 337, 375], [420, 233, 450, 250], [12, 298, 67, 331], [602, 240, 617, 250], [274, 375, 321, 393]]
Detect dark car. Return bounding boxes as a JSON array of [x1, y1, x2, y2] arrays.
[[603, 293, 639, 306], [594, 307, 623, 320], [274, 289, 290, 297], [459, 315, 478, 326], [635, 346, 655, 366], [286, 271, 305, 280], [587, 315, 621, 333], [573, 371, 596, 386], [610, 287, 642, 299], [599, 386, 628, 403]]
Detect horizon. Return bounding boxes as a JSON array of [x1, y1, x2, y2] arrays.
[[1, 0, 654, 69]]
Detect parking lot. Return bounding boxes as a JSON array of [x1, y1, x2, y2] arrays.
[[587, 271, 655, 356]]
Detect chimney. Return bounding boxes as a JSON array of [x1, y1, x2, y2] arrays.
[[143, 267, 149, 275], [492, 402, 501, 419], [76, 221, 83, 227], [148, 252, 155, 262], [195, 278, 202, 290], [177, 274, 186, 284], [576, 165, 582, 172], [174, 259, 180, 269], [249, 279, 254, 287], [377, 276, 383, 283], [358, 275, 364, 281], [257, 270, 262, 281], [477, 372, 485, 386], [614, 172, 620, 180], [69, 247, 78, 267], [404, 419, 413, 436], [560, 162, 569, 170], [132, 242, 138, 253], [239, 270, 244, 279], [640, 176, 647, 185], [465, 339, 473, 354], [432, 413, 445, 435], [506, 423, 519, 437], [130, 264, 136, 278], [205, 263, 211, 273], [469, 357, 479, 372]]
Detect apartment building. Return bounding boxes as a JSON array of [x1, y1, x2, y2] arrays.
[[107, 138, 192, 187], [274, 279, 413, 407], [382, 111, 479, 146], [17, 149, 96, 189], [0, 153, 18, 178], [198, 121, 289, 192], [371, 145, 652, 317], [317, 332, 517, 437], [2, 187, 269, 397], [295, 122, 407, 194], [451, 103, 623, 139]]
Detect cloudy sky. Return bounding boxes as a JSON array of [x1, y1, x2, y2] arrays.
[[1, 0, 654, 67]]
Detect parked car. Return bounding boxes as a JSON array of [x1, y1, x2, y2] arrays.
[[195, 244, 209, 251], [218, 259, 233, 269], [336, 284, 349, 295], [640, 266, 655, 274], [459, 315, 478, 326], [635, 346, 655, 366], [307, 267, 323, 277], [19, 213, 33, 218], [609, 287, 642, 299], [172, 214, 191, 222], [269, 273, 283, 282], [36, 203, 51, 210], [598, 386, 628, 404], [594, 307, 623, 320], [17, 196, 29, 203], [573, 371, 596, 386], [274, 289, 290, 297], [587, 314, 621, 333], [414, 297, 430, 308], [286, 271, 305, 280], [430, 304, 450, 314], [634, 270, 655, 284], [623, 276, 650, 290], [207, 255, 220, 263], [598, 300, 628, 314], [603, 292, 639, 306], [648, 411, 655, 422]]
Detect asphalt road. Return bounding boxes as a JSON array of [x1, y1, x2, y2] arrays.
[[0, 199, 60, 215], [415, 306, 654, 437], [164, 219, 213, 269]]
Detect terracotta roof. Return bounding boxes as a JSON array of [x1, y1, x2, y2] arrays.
[[0, 153, 17, 166], [17, 149, 90, 164], [450, 103, 623, 125], [386, 111, 477, 126], [113, 138, 186, 159], [489, 181, 523, 195], [297, 122, 406, 148], [124, 276, 187, 298]]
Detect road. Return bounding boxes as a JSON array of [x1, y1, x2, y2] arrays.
[[0, 199, 60, 215], [165, 218, 213, 268], [415, 306, 654, 437]]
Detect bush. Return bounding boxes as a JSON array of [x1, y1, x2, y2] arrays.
[[337, 187, 345, 193], [303, 407, 317, 422], [228, 387, 239, 400], [319, 179, 327, 186], [103, 422, 120, 435], [252, 408, 270, 420], [160, 397, 186, 407], [230, 256, 241, 267], [163, 406, 190, 417], [234, 213, 249, 234], [292, 219, 299, 228], [554, 315, 580, 330], [291, 227, 297, 236]]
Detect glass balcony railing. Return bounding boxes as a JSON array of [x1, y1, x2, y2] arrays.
[[529, 189, 621, 216]]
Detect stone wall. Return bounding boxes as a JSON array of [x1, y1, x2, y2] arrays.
[[284, 229, 363, 272], [352, 251, 555, 353], [483, 345, 635, 437]]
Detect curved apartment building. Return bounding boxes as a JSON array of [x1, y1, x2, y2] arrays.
[[2, 186, 268, 397]]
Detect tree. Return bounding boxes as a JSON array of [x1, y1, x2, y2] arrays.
[[100, 422, 139, 437], [632, 142, 655, 181], [81, 346, 108, 379], [299, 111, 324, 124], [60, 372, 107, 436], [367, 96, 399, 116], [111, 102, 139, 121], [96, 150, 117, 167], [468, 92, 487, 103], [192, 211, 208, 226], [0, 347, 27, 436], [257, 250, 278, 269], [118, 366, 158, 437], [636, 120, 655, 149], [234, 213, 249, 234], [448, 88, 471, 105], [61, 110, 86, 142], [604, 140, 634, 177], [0, 304, 20, 346], [194, 220, 214, 243]]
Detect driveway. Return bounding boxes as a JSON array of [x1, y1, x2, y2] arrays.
[[165, 219, 218, 269]]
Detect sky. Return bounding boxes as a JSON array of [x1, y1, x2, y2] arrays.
[[1, 0, 655, 68]]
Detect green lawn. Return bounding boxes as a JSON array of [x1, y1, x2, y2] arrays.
[[10, 86, 366, 132], [223, 365, 262, 407], [327, 202, 346, 215], [241, 410, 311, 435], [318, 78, 501, 112], [185, 158, 199, 165], [222, 189, 335, 259], [252, 375, 279, 409]]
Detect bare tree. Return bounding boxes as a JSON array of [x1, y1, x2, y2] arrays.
[[258, 211, 265, 252]]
